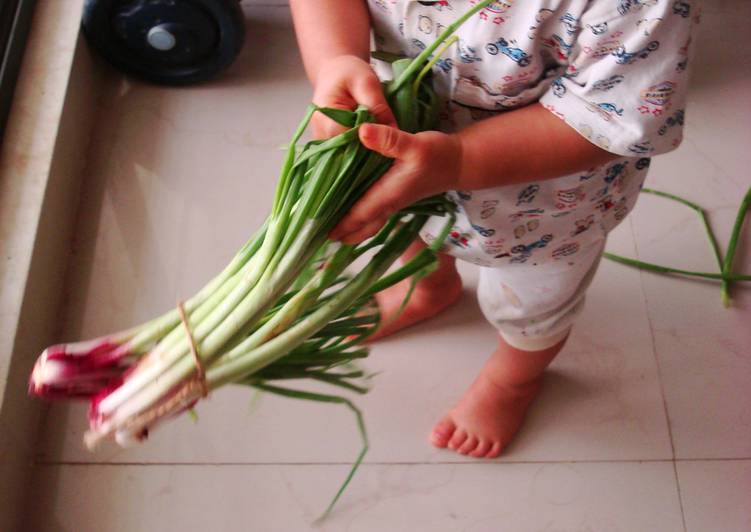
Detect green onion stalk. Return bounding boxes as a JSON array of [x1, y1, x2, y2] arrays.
[[604, 186, 751, 304], [29, 0, 495, 516]]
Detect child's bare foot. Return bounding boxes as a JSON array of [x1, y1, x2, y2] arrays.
[[368, 242, 462, 341], [429, 366, 540, 458], [429, 336, 566, 458], [369, 271, 462, 341]]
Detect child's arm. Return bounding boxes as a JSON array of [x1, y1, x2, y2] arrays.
[[289, 0, 370, 81], [288, 4, 614, 243], [289, 0, 395, 137], [330, 104, 617, 243]]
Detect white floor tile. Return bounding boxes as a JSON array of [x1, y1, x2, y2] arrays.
[[678, 460, 751, 532], [28, 462, 684, 532]]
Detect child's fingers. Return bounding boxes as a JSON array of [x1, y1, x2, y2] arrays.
[[336, 217, 388, 245], [359, 123, 418, 159], [311, 90, 356, 139], [310, 112, 347, 140], [330, 164, 417, 240], [348, 74, 397, 127]]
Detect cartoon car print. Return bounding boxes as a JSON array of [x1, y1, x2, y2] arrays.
[[551, 79, 567, 98], [528, 8, 554, 39], [435, 57, 454, 73], [560, 13, 580, 35], [417, 0, 452, 10], [571, 215, 595, 237], [592, 75, 625, 91], [480, 199, 500, 219], [591, 185, 610, 201], [509, 234, 554, 263], [637, 17, 662, 37], [480, 1, 510, 14], [599, 103, 624, 116], [612, 41, 660, 64], [604, 162, 628, 183], [587, 22, 608, 35], [628, 140, 654, 154], [448, 229, 470, 248], [584, 39, 623, 58], [485, 38, 532, 67], [587, 101, 624, 121], [513, 219, 540, 239], [555, 186, 586, 209], [471, 223, 496, 237], [673, 1, 690, 17], [410, 38, 427, 51], [516, 184, 540, 206], [618, 0, 658, 16], [542, 34, 573, 60], [613, 198, 629, 221], [417, 15, 433, 34], [594, 134, 611, 150], [554, 34, 575, 59], [617, 0, 632, 15], [509, 208, 545, 223], [552, 242, 580, 259], [642, 81, 676, 107], [458, 40, 482, 64], [594, 195, 616, 213], [457, 75, 504, 97], [658, 109, 685, 135], [635, 157, 651, 170], [579, 169, 597, 181], [481, 239, 507, 256], [372, 0, 391, 12]]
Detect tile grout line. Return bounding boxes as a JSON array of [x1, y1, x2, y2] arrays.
[[628, 215, 688, 532], [34, 457, 751, 467]]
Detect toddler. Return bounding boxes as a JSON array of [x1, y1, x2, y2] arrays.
[[290, 0, 697, 458]]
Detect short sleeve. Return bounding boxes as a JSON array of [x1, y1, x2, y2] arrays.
[[539, 1, 699, 157]]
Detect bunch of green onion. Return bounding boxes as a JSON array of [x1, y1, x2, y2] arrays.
[[29, 0, 495, 519]]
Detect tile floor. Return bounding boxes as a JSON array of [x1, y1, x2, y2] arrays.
[[27, 3, 750, 531]]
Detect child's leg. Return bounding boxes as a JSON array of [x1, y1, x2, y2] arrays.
[[430, 333, 567, 458], [429, 240, 605, 458], [369, 239, 463, 340]]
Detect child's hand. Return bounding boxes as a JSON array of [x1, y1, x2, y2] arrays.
[[311, 55, 397, 138], [330, 123, 463, 244]]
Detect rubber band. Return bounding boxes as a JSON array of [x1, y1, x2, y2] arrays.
[[177, 301, 209, 398]]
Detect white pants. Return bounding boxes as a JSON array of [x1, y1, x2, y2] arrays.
[[476, 239, 605, 351]]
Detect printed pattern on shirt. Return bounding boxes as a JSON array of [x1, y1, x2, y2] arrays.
[[368, 0, 698, 267]]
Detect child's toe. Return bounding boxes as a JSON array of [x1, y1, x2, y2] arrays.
[[430, 416, 456, 448], [485, 441, 503, 459], [458, 435, 478, 455], [470, 439, 491, 458], [448, 428, 468, 450]]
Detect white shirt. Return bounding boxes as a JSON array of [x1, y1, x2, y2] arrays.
[[367, 0, 698, 267]]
